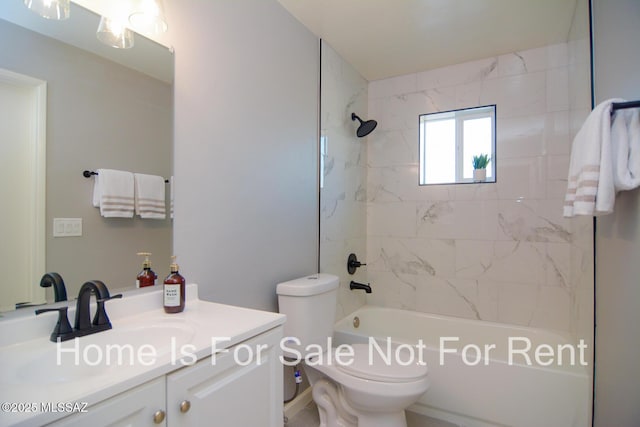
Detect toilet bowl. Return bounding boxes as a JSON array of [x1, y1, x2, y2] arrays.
[[304, 344, 429, 427], [276, 274, 430, 427]]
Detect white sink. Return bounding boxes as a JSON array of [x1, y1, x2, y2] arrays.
[[14, 346, 110, 385], [0, 318, 196, 385], [115, 321, 197, 355]]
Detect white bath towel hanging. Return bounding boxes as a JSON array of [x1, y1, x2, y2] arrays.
[[92, 169, 135, 218], [611, 108, 640, 191], [134, 173, 166, 219], [563, 98, 625, 217]]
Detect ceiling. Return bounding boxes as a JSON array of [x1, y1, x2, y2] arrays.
[[277, 0, 579, 81]]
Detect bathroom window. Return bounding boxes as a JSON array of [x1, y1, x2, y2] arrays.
[[419, 105, 496, 185]]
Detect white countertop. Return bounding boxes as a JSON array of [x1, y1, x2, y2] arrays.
[[0, 284, 285, 427]]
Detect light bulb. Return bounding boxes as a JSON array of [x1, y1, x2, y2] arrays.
[[129, 0, 168, 35], [97, 16, 135, 49], [23, 0, 70, 20]]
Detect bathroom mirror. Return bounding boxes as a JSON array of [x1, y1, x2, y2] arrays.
[[0, 1, 174, 310]]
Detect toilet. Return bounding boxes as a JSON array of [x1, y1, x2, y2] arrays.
[[277, 274, 429, 427]]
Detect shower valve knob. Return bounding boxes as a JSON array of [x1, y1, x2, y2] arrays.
[[347, 253, 366, 275]]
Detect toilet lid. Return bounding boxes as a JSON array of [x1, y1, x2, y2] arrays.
[[336, 343, 428, 383]]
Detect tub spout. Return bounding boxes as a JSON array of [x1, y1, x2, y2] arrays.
[[349, 281, 372, 293]]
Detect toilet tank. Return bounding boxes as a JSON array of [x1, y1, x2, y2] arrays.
[[276, 274, 339, 359]]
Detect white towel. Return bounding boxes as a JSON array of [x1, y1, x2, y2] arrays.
[[564, 99, 624, 217], [92, 169, 135, 218], [170, 176, 174, 219], [611, 108, 640, 191], [134, 173, 166, 219]]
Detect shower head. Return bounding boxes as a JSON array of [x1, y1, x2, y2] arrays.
[[351, 113, 378, 138]]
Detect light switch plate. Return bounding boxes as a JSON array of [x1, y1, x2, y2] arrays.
[[53, 218, 82, 237]]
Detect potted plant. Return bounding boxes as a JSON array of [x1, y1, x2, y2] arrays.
[[472, 154, 490, 182]]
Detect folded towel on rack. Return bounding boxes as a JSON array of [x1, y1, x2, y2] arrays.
[[134, 173, 166, 219], [170, 176, 174, 219], [564, 99, 625, 217], [611, 108, 640, 191], [92, 169, 135, 218]]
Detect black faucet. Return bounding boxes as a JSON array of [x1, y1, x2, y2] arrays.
[[40, 272, 68, 302], [350, 281, 372, 293], [74, 281, 122, 336], [35, 280, 122, 342], [34, 306, 75, 342]]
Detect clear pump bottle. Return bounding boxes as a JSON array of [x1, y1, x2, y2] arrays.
[[164, 256, 185, 313], [136, 252, 157, 288]]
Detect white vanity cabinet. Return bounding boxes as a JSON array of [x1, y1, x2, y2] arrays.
[[47, 327, 283, 427], [47, 377, 166, 427], [166, 327, 283, 426]]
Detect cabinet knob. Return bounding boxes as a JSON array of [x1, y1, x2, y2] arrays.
[[180, 400, 191, 413], [153, 410, 165, 424]]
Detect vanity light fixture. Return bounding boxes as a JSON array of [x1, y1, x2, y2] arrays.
[[24, 0, 168, 49], [23, 0, 70, 20], [97, 16, 135, 49], [128, 0, 168, 35]]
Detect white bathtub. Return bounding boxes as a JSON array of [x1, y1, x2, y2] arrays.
[[332, 306, 590, 427]]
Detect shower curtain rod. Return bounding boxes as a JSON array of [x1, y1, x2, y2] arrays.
[[611, 100, 640, 112]]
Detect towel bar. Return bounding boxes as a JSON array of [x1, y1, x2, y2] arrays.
[[611, 100, 640, 112], [83, 170, 169, 183]]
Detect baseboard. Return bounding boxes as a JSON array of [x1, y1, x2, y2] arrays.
[[284, 386, 313, 420]]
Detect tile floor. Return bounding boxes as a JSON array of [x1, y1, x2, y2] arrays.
[[285, 401, 320, 427]]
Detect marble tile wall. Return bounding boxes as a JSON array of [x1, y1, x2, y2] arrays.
[[366, 42, 594, 339], [319, 41, 368, 319]]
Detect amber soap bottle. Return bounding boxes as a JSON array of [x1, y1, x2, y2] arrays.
[[164, 256, 185, 313], [136, 252, 157, 288]]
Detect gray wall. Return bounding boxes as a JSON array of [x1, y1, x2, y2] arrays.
[[169, 0, 319, 312], [592, 0, 640, 425], [0, 20, 173, 298]]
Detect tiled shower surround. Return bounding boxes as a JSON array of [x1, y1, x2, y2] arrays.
[[319, 42, 369, 319], [321, 39, 593, 346], [365, 42, 593, 340]]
